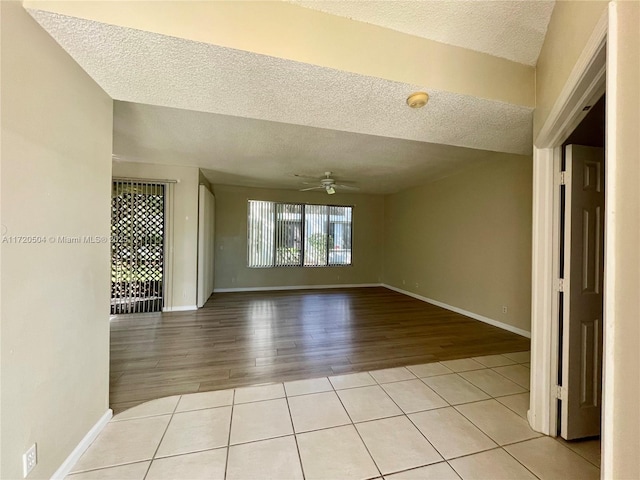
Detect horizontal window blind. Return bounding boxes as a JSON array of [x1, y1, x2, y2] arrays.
[[247, 200, 352, 268]]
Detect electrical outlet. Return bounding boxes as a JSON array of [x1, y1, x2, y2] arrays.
[[22, 444, 37, 478], [415, 282, 419, 288], [402, 279, 406, 285], [502, 306, 508, 314]]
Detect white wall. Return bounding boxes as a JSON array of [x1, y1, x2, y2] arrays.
[[0, 3, 112, 478], [603, 2, 640, 478], [112, 162, 200, 310], [197, 185, 215, 306]]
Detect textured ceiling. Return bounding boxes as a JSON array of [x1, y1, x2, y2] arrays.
[[29, 9, 532, 156], [28, 4, 536, 193], [293, 0, 555, 66], [113, 102, 527, 194]]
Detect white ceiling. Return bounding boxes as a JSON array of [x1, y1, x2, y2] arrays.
[[28, 3, 540, 194], [293, 1, 555, 66], [28, 10, 532, 156], [114, 101, 524, 194]]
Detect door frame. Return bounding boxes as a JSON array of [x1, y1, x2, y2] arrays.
[[529, 7, 607, 439]]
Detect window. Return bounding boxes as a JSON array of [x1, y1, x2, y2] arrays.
[[248, 200, 352, 268]]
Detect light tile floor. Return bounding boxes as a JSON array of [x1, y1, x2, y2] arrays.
[[68, 351, 601, 480]]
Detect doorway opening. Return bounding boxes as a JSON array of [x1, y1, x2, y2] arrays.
[[557, 95, 605, 440], [110, 180, 166, 314]]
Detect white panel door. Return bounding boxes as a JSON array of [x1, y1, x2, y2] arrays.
[[561, 144, 605, 440]]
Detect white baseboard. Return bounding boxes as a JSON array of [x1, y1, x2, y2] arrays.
[[382, 284, 531, 338], [214, 283, 382, 293], [51, 409, 112, 479], [163, 305, 197, 312]]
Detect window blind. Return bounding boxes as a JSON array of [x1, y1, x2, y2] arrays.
[[247, 200, 352, 268]]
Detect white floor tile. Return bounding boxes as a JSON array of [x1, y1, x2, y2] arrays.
[[370, 367, 416, 384], [284, 377, 333, 397], [288, 391, 351, 433], [459, 369, 526, 397], [505, 437, 600, 480], [421, 374, 489, 405], [156, 407, 231, 457], [472, 354, 516, 368], [455, 400, 540, 445], [65, 462, 150, 480], [71, 353, 600, 480], [439, 359, 486, 372], [409, 407, 497, 460], [227, 436, 303, 480], [495, 392, 530, 419], [297, 425, 379, 480], [230, 398, 293, 444], [176, 389, 234, 412], [384, 462, 461, 480], [382, 379, 447, 414], [407, 363, 454, 378], [492, 365, 531, 389], [329, 372, 377, 390], [449, 448, 537, 480], [555, 437, 601, 467], [234, 383, 285, 404], [502, 351, 531, 364], [71, 416, 170, 472], [112, 396, 179, 421], [337, 385, 403, 422], [356, 416, 442, 475], [146, 448, 227, 480]]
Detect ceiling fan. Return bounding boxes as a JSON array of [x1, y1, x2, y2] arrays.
[[297, 172, 360, 195]]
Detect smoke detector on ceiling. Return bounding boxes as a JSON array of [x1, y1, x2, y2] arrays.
[[406, 92, 429, 108]]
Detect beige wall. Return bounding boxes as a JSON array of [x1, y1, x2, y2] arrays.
[[199, 169, 213, 192], [112, 162, 200, 309], [534, 0, 608, 139], [383, 155, 533, 333], [604, 2, 639, 478], [0, 2, 112, 478], [213, 185, 384, 289]]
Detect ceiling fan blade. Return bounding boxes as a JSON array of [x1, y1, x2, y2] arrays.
[[299, 186, 323, 192], [335, 184, 360, 191], [334, 179, 357, 185]]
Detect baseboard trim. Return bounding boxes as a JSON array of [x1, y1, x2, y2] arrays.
[[382, 284, 531, 338], [163, 305, 198, 312], [51, 409, 112, 479], [214, 283, 382, 293]]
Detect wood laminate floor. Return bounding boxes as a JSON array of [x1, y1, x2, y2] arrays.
[[110, 287, 530, 413]]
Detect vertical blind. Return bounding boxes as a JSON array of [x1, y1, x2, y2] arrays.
[[248, 200, 352, 268]]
